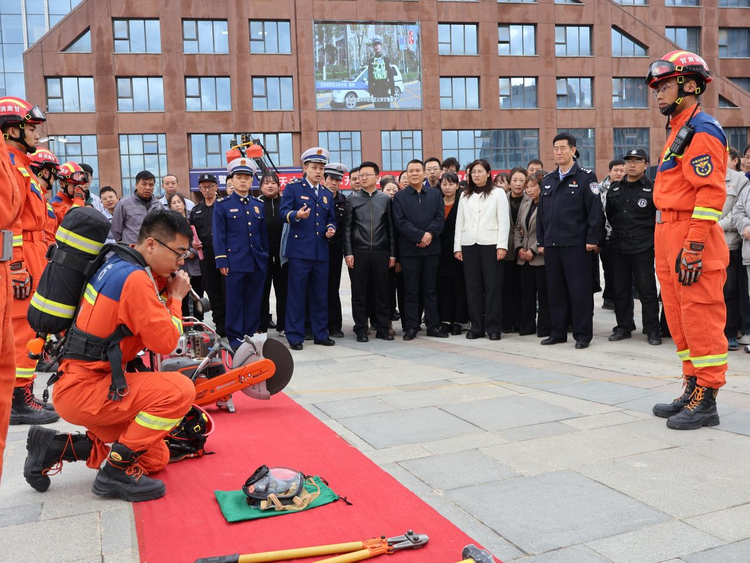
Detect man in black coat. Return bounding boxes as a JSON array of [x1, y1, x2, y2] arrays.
[[258, 172, 287, 336], [324, 163, 348, 338]]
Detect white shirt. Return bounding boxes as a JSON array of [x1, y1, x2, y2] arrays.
[[454, 187, 510, 252]]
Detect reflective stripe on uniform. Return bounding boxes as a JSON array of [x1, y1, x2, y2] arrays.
[[83, 283, 98, 306], [691, 207, 722, 222], [12, 234, 22, 247], [18, 167, 30, 178], [56, 226, 104, 255], [15, 367, 35, 378], [29, 292, 76, 319], [171, 315, 183, 333], [134, 411, 182, 431], [677, 349, 690, 361], [690, 353, 728, 368]]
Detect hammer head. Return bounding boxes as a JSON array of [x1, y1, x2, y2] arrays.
[[461, 544, 495, 563]]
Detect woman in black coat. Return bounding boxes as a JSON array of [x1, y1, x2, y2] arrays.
[[437, 172, 468, 335]]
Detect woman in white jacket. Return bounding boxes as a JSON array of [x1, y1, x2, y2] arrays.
[[454, 159, 510, 340]]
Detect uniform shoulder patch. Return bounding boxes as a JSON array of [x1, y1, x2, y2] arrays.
[[690, 154, 713, 178], [589, 182, 600, 195]]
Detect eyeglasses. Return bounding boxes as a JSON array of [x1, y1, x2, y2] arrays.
[[153, 237, 190, 260], [652, 80, 676, 98], [199, 184, 217, 190]]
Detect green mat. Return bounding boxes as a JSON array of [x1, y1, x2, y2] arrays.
[[214, 476, 341, 523]]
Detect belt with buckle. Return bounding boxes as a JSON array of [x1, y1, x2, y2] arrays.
[[0, 230, 12, 262], [655, 210, 693, 224]]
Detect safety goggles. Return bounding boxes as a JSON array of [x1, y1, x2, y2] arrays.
[[646, 60, 677, 84], [25, 105, 46, 123], [62, 171, 88, 183]]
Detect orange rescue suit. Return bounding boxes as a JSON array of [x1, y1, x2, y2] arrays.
[[55, 254, 195, 474], [50, 188, 85, 225], [654, 106, 729, 389]]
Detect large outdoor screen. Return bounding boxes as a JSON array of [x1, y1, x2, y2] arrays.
[[314, 22, 422, 111]]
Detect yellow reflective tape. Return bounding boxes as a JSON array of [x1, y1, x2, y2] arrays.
[[56, 226, 104, 255], [29, 292, 76, 319], [677, 349, 690, 361], [134, 412, 182, 431], [690, 353, 728, 367], [171, 316, 183, 333], [15, 367, 35, 378], [691, 207, 721, 222], [83, 283, 98, 306], [18, 167, 30, 177], [12, 234, 22, 247]]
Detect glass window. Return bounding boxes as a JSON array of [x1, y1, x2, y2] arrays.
[[612, 26, 648, 57], [116, 77, 164, 112], [498, 25, 536, 56], [556, 78, 593, 108], [185, 77, 231, 111], [46, 77, 95, 112], [48, 134, 99, 193], [666, 27, 700, 54], [252, 77, 293, 110], [666, 0, 700, 5], [249, 20, 292, 54], [555, 26, 592, 56], [613, 128, 649, 159], [499, 77, 537, 108], [557, 128, 595, 169], [719, 95, 739, 108], [438, 23, 478, 55], [725, 128, 749, 152], [0, 10, 26, 97], [182, 20, 229, 54], [318, 131, 362, 170], [719, 29, 750, 58], [497, 0, 535, 3], [719, 0, 750, 6], [381, 130, 422, 171], [615, 0, 647, 4], [442, 129, 539, 169], [555, 0, 584, 3], [440, 77, 480, 109], [730, 77, 750, 93], [119, 134, 168, 196], [612, 77, 649, 108], [189, 133, 293, 168], [113, 19, 161, 53], [62, 29, 91, 53]]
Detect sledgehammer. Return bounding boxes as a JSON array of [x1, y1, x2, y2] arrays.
[[457, 544, 496, 563]]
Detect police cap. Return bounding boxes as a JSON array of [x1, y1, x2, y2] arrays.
[[623, 148, 649, 162], [227, 157, 258, 178], [324, 162, 348, 180], [301, 147, 330, 165], [198, 173, 218, 184]]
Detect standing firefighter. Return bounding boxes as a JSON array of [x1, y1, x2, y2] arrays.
[[50, 161, 87, 223], [647, 51, 730, 430]]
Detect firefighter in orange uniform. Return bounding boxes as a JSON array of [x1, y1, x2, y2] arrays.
[[23, 210, 196, 502], [50, 161, 87, 224], [29, 148, 62, 241], [647, 52, 730, 430], [0, 97, 60, 425]]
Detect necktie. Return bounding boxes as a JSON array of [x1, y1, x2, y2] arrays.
[[314, 186, 318, 199]]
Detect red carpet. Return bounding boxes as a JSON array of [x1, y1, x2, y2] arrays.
[[134, 393, 499, 563]]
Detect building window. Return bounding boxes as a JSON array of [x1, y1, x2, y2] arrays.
[[555, 26, 592, 56], [555, 0, 584, 3], [442, 129, 539, 169], [318, 131, 362, 170], [252, 133, 295, 167], [730, 78, 750, 93], [719, 29, 750, 58], [62, 29, 91, 53], [557, 128, 595, 169], [719, 0, 750, 6], [499, 78, 537, 109], [250, 20, 292, 54], [0, 9, 26, 97], [190, 133, 294, 168], [615, 0, 647, 4], [50, 0, 83, 27], [252, 77, 294, 110], [185, 77, 231, 111], [498, 25, 536, 56], [440, 77, 480, 109], [183, 20, 229, 54], [438, 23, 478, 55], [116, 77, 164, 112], [556, 78, 593, 108], [666, 27, 700, 54], [119, 134, 168, 197], [113, 19, 161, 53], [48, 135, 99, 193], [666, 0, 700, 5], [497, 0, 535, 3], [381, 130, 422, 171], [46, 77, 95, 112], [612, 77, 648, 108], [725, 128, 749, 151], [612, 26, 648, 57], [613, 128, 649, 159], [719, 96, 739, 108]]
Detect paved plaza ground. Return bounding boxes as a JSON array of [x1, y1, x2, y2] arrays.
[[2, 278, 750, 562]]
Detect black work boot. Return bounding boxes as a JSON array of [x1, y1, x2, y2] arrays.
[[652, 376, 697, 419], [9, 384, 61, 425], [667, 385, 720, 430], [92, 442, 166, 502], [24, 426, 92, 492]]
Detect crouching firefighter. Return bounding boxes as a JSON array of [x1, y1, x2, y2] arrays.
[[23, 209, 196, 501]]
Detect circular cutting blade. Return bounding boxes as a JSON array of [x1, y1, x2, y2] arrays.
[[238, 337, 294, 396]]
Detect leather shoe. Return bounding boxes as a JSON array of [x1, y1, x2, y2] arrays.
[[575, 341, 589, 349], [489, 332, 501, 341], [314, 338, 336, 346], [403, 329, 417, 341], [329, 330, 344, 338], [466, 331, 486, 339], [356, 333, 369, 343], [648, 331, 662, 346], [608, 329, 631, 342], [376, 330, 394, 341], [289, 342, 303, 351], [540, 337, 566, 345], [426, 328, 449, 338], [451, 323, 462, 335]]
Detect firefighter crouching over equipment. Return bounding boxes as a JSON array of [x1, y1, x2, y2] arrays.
[[23, 209, 196, 501], [647, 51, 730, 430]]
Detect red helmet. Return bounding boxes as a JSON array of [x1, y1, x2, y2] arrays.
[[0, 96, 46, 128], [29, 148, 60, 170], [57, 161, 88, 184], [646, 50, 712, 90]]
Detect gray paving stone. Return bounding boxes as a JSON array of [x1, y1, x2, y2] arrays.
[[494, 422, 579, 443], [0, 512, 101, 562], [337, 407, 479, 448], [442, 395, 580, 432], [400, 450, 519, 490], [446, 470, 669, 554], [507, 545, 612, 563], [714, 410, 750, 437], [586, 521, 723, 563], [381, 463, 433, 496], [313, 396, 396, 419], [102, 507, 136, 555], [562, 411, 641, 430], [103, 551, 137, 563], [379, 382, 514, 410], [421, 432, 507, 455], [0, 502, 41, 527], [685, 503, 750, 543], [682, 539, 750, 562], [553, 379, 653, 406], [487, 369, 586, 391]]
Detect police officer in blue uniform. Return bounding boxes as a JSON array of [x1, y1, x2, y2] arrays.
[[281, 148, 338, 350], [537, 132, 603, 349], [213, 158, 269, 349]]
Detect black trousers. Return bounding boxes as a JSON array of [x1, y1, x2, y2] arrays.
[[545, 245, 594, 343], [438, 274, 468, 325], [260, 253, 288, 332], [610, 248, 660, 334], [351, 250, 390, 334], [740, 263, 750, 333], [519, 264, 551, 337], [601, 247, 615, 301], [462, 244, 504, 334], [400, 254, 440, 331], [502, 261, 523, 332], [199, 252, 227, 337], [724, 248, 742, 338], [328, 245, 344, 332], [181, 275, 204, 320]]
